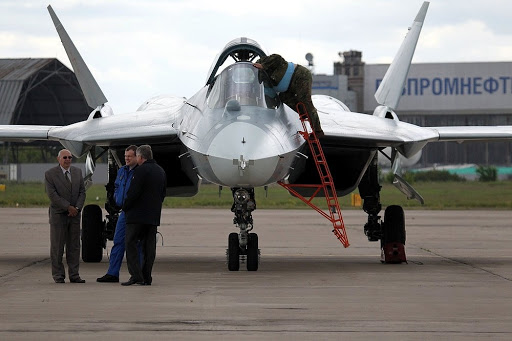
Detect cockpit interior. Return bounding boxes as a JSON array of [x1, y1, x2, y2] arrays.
[[207, 63, 280, 109]]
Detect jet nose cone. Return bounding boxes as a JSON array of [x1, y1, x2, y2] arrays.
[[207, 122, 280, 186], [208, 122, 278, 159]]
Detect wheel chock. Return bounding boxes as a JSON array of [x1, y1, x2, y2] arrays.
[[381, 242, 407, 264]]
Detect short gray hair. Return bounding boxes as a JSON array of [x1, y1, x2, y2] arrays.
[[136, 144, 153, 160], [57, 149, 71, 158]]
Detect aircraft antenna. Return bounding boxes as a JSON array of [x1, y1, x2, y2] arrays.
[[305, 53, 314, 74]]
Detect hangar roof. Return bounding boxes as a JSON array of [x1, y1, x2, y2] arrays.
[[0, 58, 91, 126]]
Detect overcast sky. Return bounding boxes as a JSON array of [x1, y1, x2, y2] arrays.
[[1, 0, 512, 113]]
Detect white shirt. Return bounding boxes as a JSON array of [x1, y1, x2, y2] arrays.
[[60, 166, 71, 182]]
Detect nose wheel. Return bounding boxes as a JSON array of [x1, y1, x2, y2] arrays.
[[227, 188, 260, 271], [246, 233, 259, 271], [227, 232, 259, 271], [228, 233, 240, 271]]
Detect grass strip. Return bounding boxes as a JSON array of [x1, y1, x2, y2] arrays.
[[1, 181, 511, 210]]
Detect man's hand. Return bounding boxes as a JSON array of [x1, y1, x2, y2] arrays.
[[253, 63, 263, 70], [68, 205, 78, 217]]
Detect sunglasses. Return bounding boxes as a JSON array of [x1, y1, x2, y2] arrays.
[[62, 156, 73, 160]]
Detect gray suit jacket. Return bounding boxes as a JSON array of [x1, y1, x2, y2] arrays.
[[45, 165, 86, 216]]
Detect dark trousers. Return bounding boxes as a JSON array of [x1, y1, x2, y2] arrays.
[[107, 212, 142, 277], [50, 213, 81, 281], [125, 223, 157, 284]]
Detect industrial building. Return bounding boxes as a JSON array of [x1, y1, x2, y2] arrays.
[[312, 52, 512, 166]]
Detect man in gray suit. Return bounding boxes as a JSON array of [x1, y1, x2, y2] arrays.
[[45, 149, 86, 283]]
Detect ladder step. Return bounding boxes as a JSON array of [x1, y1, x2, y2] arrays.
[[294, 103, 349, 248]]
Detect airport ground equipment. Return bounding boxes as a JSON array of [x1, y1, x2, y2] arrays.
[[279, 103, 349, 248]]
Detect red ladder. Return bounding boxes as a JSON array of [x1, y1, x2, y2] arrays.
[[278, 103, 349, 247]]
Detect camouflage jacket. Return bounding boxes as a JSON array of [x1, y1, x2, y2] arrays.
[[257, 54, 289, 87]]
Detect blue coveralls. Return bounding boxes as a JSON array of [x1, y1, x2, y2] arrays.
[[106, 165, 138, 277]]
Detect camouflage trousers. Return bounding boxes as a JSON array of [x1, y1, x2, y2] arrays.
[[279, 65, 323, 133]]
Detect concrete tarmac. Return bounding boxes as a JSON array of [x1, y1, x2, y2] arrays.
[[0, 208, 511, 340]]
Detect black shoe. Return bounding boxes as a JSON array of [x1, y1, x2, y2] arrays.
[[54, 278, 65, 283], [70, 277, 86, 283], [121, 278, 145, 286], [97, 274, 119, 283], [143, 277, 152, 286]]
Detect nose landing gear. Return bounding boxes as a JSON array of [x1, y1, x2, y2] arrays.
[[227, 188, 260, 271]]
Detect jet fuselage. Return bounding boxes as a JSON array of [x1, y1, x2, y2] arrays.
[[179, 62, 305, 187]]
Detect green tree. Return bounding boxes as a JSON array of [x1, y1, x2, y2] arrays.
[[476, 165, 497, 182]]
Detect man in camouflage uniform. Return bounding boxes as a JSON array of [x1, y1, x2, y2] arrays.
[[254, 54, 324, 137]]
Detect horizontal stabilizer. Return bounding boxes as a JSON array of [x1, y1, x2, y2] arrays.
[[374, 1, 429, 110], [0, 125, 53, 142], [431, 126, 512, 142], [48, 5, 108, 109]]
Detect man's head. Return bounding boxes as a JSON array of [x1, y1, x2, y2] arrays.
[[136, 145, 153, 166], [57, 149, 73, 170], [125, 145, 138, 168]]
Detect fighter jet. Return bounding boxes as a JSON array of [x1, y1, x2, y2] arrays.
[[1, 2, 512, 270]]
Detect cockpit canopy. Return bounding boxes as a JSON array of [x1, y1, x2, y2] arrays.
[[206, 37, 266, 86], [207, 62, 280, 110]]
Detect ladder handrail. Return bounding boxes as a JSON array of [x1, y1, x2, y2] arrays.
[[278, 103, 349, 247]]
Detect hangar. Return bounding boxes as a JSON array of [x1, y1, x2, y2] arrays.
[[0, 58, 91, 162], [313, 51, 512, 166]]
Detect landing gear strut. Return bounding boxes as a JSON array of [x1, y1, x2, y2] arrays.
[[358, 154, 406, 263], [81, 147, 115, 262], [227, 188, 259, 271], [104, 150, 120, 242], [81, 149, 121, 262], [359, 154, 382, 242]]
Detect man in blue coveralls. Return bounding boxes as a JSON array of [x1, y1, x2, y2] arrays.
[[97, 145, 139, 283]]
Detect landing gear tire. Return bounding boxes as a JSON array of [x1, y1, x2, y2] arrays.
[[246, 233, 259, 271], [382, 205, 406, 245], [381, 205, 407, 264], [228, 232, 240, 271], [81, 204, 104, 262]]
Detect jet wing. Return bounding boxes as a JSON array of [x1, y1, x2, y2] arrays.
[[48, 109, 180, 146], [0, 106, 181, 156], [319, 109, 439, 148], [314, 96, 438, 157], [314, 95, 512, 158]]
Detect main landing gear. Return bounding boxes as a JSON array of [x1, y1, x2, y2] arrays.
[[81, 149, 120, 262], [358, 154, 407, 263], [381, 205, 406, 263], [227, 188, 260, 271]]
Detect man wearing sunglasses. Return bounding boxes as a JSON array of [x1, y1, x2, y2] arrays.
[[44, 149, 86, 283]]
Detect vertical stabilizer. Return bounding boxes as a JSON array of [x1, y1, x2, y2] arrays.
[[48, 5, 108, 109], [374, 1, 429, 110]]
